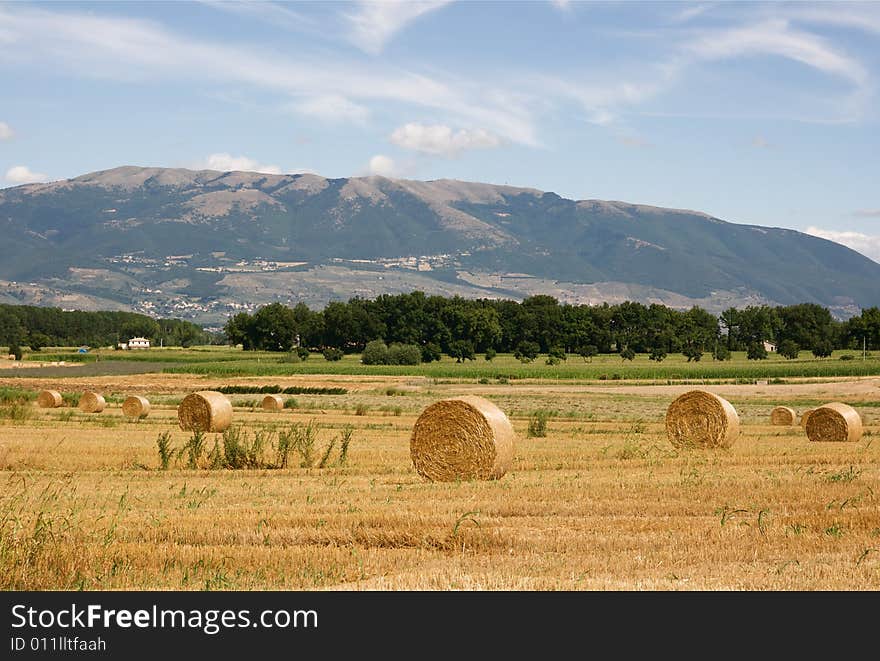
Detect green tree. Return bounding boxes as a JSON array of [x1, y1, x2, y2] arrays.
[[322, 347, 344, 361], [713, 344, 731, 361], [420, 342, 442, 363], [747, 342, 768, 360], [8, 343, 22, 360], [484, 347, 497, 361], [548, 346, 566, 361], [514, 340, 540, 363], [387, 343, 421, 365], [777, 340, 799, 360], [812, 340, 834, 358], [578, 345, 598, 362], [648, 346, 667, 362], [619, 347, 636, 361], [448, 339, 476, 363], [27, 332, 50, 352]]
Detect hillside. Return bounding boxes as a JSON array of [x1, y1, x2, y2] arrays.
[[1, 166, 878, 324]]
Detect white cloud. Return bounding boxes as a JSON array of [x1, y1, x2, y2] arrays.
[[787, 5, 880, 35], [550, 0, 572, 11], [344, 1, 451, 55], [293, 95, 370, 124], [390, 123, 501, 157], [806, 227, 880, 263], [204, 153, 282, 175], [686, 19, 869, 87], [5, 165, 48, 184], [0, 6, 537, 146], [0, 121, 13, 140], [367, 154, 395, 176]]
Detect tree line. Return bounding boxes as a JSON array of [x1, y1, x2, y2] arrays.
[[223, 293, 880, 361], [0, 304, 214, 354]]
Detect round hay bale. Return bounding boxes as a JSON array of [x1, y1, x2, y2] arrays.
[[665, 390, 739, 449], [805, 402, 862, 443], [410, 396, 515, 482], [36, 389, 62, 408], [262, 394, 284, 411], [78, 391, 105, 413], [178, 391, 232, 433], [800, 408, 816, 427], [122, 395, 151, 419], [770, 406, 797, 426]]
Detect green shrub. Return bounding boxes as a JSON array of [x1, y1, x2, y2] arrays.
[[514, 341, 540, 363], [812, 340, 834, 358], [620, 347, 636, 361], [747, 342, 768, 360], [778, 340, 799, 360], [649, 347, 667, 362], [527, 410, 549, 438], [484, 348, 497, 361], [387, 343, 421, 365], [296, 347, 310, 361], [361, 340, 389, 365], [322, 347, 344, 361], [420, 342, 442, 363], [713, 345, 731, 361], [839, 354, 855, 361]]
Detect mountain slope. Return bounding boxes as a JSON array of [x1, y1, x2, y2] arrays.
[[1, 166, 877, 323]]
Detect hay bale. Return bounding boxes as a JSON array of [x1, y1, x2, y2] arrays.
[[800, 408, 816, 427], [410, 396, 515, 482], [78, 391, 105, 413], [178, 391, 232, 433], [122, 395, 151, 419], [665, 390, 739, 449], [770, 406, 797, 426], [261, 394, 285, 411], [805, 403, 862, 443], [36, 389, 62, 408]]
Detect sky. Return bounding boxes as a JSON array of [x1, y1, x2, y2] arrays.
[[1, 1, 879, 261]]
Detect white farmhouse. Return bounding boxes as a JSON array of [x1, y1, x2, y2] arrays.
[[128, 337, 151, 350]]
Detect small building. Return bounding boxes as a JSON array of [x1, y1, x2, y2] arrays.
[[127, 337, 151, 350], [763, 341, 777, 353]]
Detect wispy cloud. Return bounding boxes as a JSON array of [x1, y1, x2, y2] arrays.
[[786, 4, 880, 35], [0, 121, 13, 140], [343, 1, 451, 55], [0, 6, 537, 146], [853, 209, 880, 218], [5, 165, 47, 184], [293, 95, 370, 124], [390, 122, 501, 157], [204, 153, 282, 175], [198, 1, 315, 31], [685, 19, 869, 87], [806, 226, 880, 263]]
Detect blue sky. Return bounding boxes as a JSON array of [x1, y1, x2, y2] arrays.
[[1, 1, 878, 260]]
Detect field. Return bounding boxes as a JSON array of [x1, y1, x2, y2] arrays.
[[1, 347, 879, 590]]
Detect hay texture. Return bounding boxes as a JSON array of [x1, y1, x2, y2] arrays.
[[178, 391, 232, 433], [805, 403, 862, 443], [122, 395, 151, 419], [665, 390, 739, 449], [78, 391, 106, 413], [770, 406, 797, 426], [36, 389, 62, 409], [261, 394, 284, 411], [410, 396, 515, 482], [800, 409, 816, 427]]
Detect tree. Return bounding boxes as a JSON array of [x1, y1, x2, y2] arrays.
[[619, 347, 636, 361], [777, 340, 799, 360], [323, 347, 343, 361], [361, 340, 389, 365], [484, 347, 497, 361], [420, 342, 442, 363], [251, 303, 298, 352], [548, 346, 566, 361], [812, 340, 833, 358], [747, 342, 768, 360], [648, 346, 667, 362], [514, 341, 540, 363], [448, 339, 475, 363], [8, 343, 22, 361], [578, 345, 598, 362], [28, 332, 50, 352], [713, 345, 731, 361], [682, 345, 703, 362], [296, 346, 310, 361], [224, 312, 255, 350]]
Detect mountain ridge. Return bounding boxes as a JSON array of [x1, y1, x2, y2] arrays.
[[1, 166, 877, 324]]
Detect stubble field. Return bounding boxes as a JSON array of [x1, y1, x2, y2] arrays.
[[1, 368, 878, 591]]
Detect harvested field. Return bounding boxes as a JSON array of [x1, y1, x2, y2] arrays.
[[1, 371, 878, 590]]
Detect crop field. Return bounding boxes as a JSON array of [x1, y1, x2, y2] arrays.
[[1, 349, 879, 590]]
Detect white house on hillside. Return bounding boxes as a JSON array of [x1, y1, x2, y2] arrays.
[[127, 337, 151, 350]]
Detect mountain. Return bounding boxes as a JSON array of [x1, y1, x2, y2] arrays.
[[1, 165, 878, 324]]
